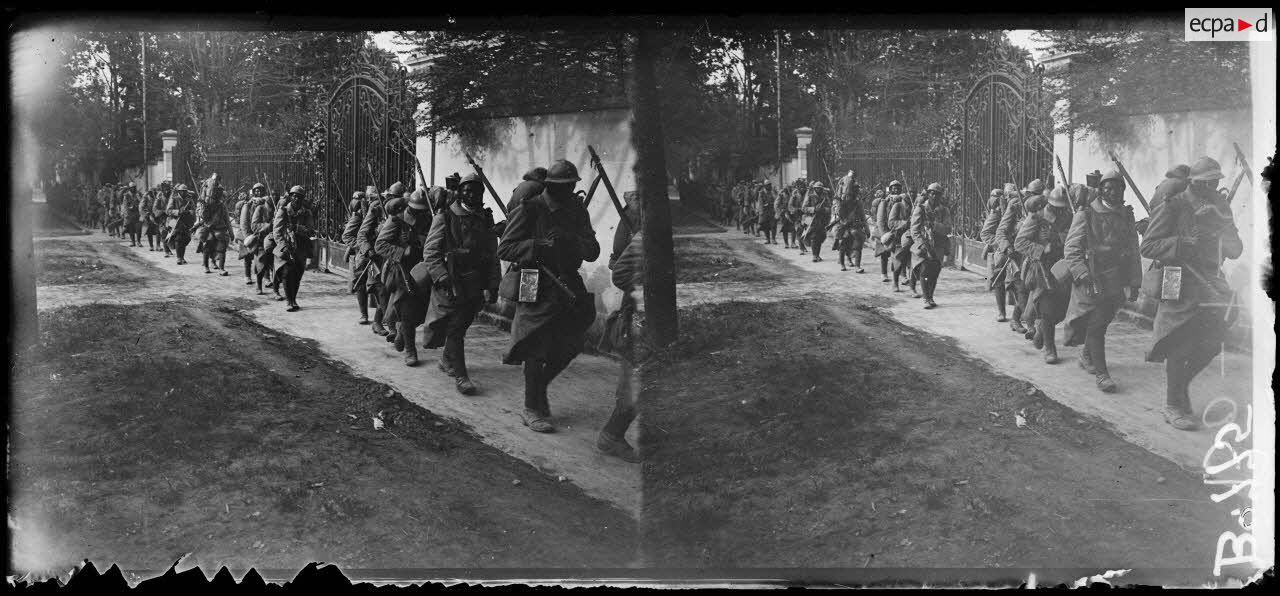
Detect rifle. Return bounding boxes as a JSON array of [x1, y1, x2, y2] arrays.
[[410, 153, 440, 215], [1107, 151, 1150, 214], [1225, 142, 1252, 205], [1232, 142, 1252, 178], [587, 145, 629, 232], [1055, 155, 1069, 187], [464, 152, 506, 217], [365, 162, 378, 190]]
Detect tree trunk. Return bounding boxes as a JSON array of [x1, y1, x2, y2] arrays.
[[629, 30, 677, 347]]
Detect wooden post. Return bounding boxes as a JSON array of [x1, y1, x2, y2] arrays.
[[630, 29, 677, 346]]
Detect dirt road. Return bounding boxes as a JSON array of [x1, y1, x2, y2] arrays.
[[11, 226, 638, 577], [641, 224, 1251, 571]]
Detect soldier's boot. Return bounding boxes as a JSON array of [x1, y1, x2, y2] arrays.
[[596, 431, 640, 463], [1009, 304, 1027, 334], [218, 254, 229, 276], [1032, 319, 1045, 349], [854, 251, 864, 273], [401, 323, 419, 367], [356, 291, 370, 324], [1078, 343, 1098, 375], [393, 326, 406, 352], [995, 290, 1008, 322], [372, 305, 389, 336], [203, 254, 212, 273], [1091, 342, 1116, 393], [1041, 320, 1059, 364]]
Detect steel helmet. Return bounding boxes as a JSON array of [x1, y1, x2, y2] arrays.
[[1099, 170, 1124, 186], [385, 182, 405, 197], [251, 183, 267, 193], [406, 188, 430, 211], [987, 195, 1002, 210], [1024, 193, 1047, 212], [888, 180, 902, 190], [459, 173, 483, 189], [1047, 186, 1069, 208], [348, 198, 363, 212], [990, 188, 1003, 198], [545, 159, 582, 184], [1188, 157, 1225, 181], [1024, 179, 1045, 194], [926, 182, 943, 193], [1166, 164, 1191, 180], [174, 184, 190, 193], [289, 185, 306, 196]]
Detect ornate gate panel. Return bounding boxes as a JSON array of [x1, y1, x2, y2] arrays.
[[322, 63, 415, 241], [959, 66, 1053, 238]]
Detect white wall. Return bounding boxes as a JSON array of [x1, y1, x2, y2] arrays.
[[418, 107, 637, 312], [121, 159, 168, 189]]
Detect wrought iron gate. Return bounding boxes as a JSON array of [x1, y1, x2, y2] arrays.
[[322, 63, 416, 241], [958, 65, 1054, 238], [836, 146, 953, 201]]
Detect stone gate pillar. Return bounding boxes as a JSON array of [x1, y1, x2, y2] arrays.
[[794, 127, 813, 180], [160, 129, 178, 183]]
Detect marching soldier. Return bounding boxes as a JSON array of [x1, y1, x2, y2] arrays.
[[153, 182, 172, 256], [247, 185, 279, 297], [376, 190, 432, 367], [122, 188, 142, 247], [909, 182, 951, 308], [1140, 157, 1243, 430], [378, 183, 409, 344], [980, 189, 1010, 321], [423, 174, 501, 390], [1062, 171, 1142, 393], [776, 186, 795, 248], [355, 184, 389, 335], [272, 186, 315, 312], [879, 182, 915, 293], [165, 184, 196, 265], [197, 185, 233, 275], [998, 179, 1042, 335], [598, 198, 645, 463], [789, 180, 808, 254], [497, 159, 600, 434], [1014, 186, 1074, 363], [237, 184, 267, 284], [342, 191, 372, 323], [803, 181, 833, 262], [830, 174, 867, 272], [757, 182, 777, 244], [869, 188, 889, 281]]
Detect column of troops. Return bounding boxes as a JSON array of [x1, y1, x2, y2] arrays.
[[70, 159, 642, 463], [706, 155, 1243, 432]]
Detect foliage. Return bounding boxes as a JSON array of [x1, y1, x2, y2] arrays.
[[30, 31, 388, 186], [1035, 23, 1250, 147]]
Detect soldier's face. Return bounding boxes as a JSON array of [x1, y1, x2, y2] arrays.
[[1102, 181, 1125, 203], [890, 185, 901, 194], [1193, 179, 1220, 193]]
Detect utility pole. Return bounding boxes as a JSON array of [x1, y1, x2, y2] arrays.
[[141, 32, 148, 190], [629, 29, 677, 346], [776, 30, 783, 188]]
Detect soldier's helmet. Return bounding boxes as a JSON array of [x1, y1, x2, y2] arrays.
[[385, 182, 405, 197], [1047, 186, 1069, 208], [926, 182, 943, 193], [174, 184, 190, 193], [349, 198, 363, 212], [1099, 170, 1124, 187], [459, 173, 483, 189], [1025, 179, 1045, 194], [1167, 164, 1191, 180], [1189, 157, 1225, 181], [251, 183, 267, 193], [289, 185, 307, 196], [545, 160, 582, 184], [365, 185, 378, 196], [406, 188, 430, 212], [1024, 193, 1047, 212], [987, 195, 1002, 210], [888, 180, 902, 191], [811, 182, 826, 191]]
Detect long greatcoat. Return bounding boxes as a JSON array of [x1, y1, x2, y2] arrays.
[[1014, 206, 1072, 324], [909, 198, 952, 273], [497, 192, 600, 366], [979, 206, 1005, 290], [272, 198, 314, 279], [996, 194, 1029, 290], [353, 197, 386, 293], [375, 211, 430, 327], [1139, 186, 1242, 362], [422, 201, 502, 348], [1061, 198, 1142, 346]]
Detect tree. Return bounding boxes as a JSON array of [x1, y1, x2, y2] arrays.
[[1036, 23, 1250, 147], [631, 31, 678, 346]]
